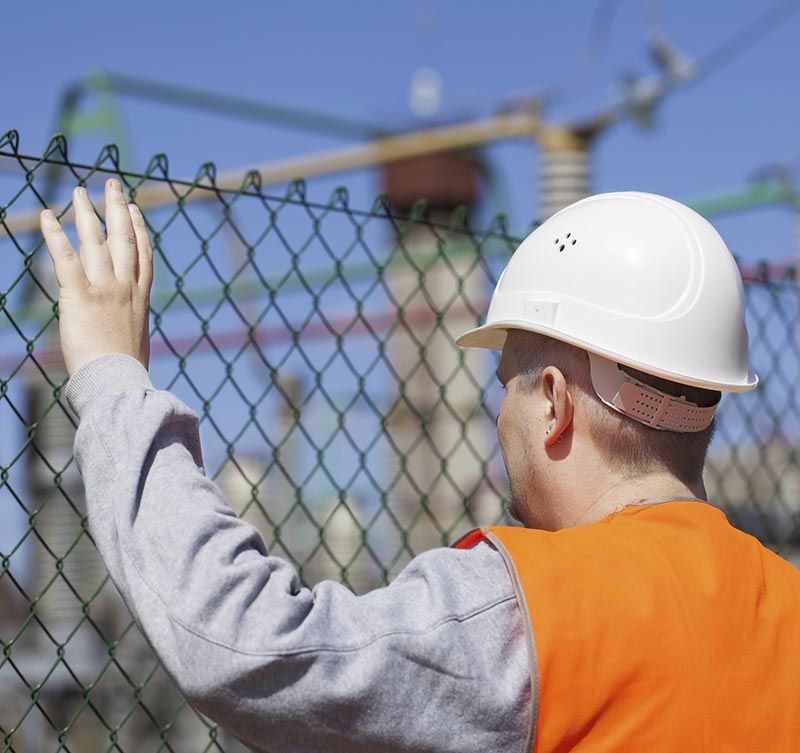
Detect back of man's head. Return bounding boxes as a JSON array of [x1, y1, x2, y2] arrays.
[[504, 329, 721, 488]]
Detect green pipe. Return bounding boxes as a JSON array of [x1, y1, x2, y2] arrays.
[[88, 71, 388, 141]]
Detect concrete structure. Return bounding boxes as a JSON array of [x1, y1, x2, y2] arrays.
[[382, 151, 494, 559]]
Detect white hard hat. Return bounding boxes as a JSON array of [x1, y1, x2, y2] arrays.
[[456, 191, 758, 432]]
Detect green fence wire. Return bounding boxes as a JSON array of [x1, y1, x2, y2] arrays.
[[1, 130, 799, 752]]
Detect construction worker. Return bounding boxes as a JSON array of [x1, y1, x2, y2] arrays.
[[41, 182, 800, 753]]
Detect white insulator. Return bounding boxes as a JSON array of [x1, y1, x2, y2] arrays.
[[540, 150, 591, 218]]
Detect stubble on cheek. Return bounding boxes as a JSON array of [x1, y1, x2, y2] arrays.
[[506, 494, 524, 524], [498, 416, 521, 521], [503, 433, 538, 527]]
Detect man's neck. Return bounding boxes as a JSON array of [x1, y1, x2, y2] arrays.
[[567, 472, 706, 528]]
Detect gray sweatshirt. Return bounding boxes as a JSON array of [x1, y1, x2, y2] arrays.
[[65, 354, 533, 753]]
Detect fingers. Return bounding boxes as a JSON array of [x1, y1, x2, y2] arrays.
[[40, 210, 90, 291], [47, 182, 153, 294], [73, 186, 114, 282], [128, 203, 154, 295], [105, 178, 138, 284]]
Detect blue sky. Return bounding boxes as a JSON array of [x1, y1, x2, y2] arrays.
[[2, 1, 800, 558], [2, 0, 799, 255]]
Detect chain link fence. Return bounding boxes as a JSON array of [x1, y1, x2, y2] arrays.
[[1, 130, 798, 751]]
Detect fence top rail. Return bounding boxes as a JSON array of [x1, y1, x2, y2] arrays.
[[0, 130, 528, 240], [1, 132, 798, 285]]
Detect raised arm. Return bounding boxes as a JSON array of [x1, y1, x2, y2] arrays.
[[42, 183, 532, 753]]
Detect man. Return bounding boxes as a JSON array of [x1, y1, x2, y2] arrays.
[[41, 183, 800, 752]]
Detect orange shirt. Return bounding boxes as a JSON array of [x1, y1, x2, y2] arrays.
[[455, 501, 800, 752]]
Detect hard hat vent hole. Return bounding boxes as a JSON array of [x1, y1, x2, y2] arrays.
[[554, 234, 577, 252]]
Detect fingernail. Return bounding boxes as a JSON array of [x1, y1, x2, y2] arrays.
[[109, 178, 121, 193], [41, 209, 56, 222], [74, 186, 86, 198]]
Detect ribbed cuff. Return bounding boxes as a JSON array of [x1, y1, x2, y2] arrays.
[[65, 354, 154, 419]]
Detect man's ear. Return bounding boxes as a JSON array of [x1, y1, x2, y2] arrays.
[[541, 366, 573, 447]]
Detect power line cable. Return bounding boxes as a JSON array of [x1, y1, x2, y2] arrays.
[[541, 0, 624, 107], [616, 0, 800, 126], [644, 0, 664, 41], [676, 0, 800, 90]]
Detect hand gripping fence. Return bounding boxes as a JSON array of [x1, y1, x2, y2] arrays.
[[0, 130, 798, 752]]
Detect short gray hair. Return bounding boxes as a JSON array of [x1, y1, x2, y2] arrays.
[[504, 329, 720, 485]]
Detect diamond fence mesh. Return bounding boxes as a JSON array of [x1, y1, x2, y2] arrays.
[[0, 130, 798, 751]]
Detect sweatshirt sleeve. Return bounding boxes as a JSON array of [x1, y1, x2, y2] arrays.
[[65, 354, 532, 753]]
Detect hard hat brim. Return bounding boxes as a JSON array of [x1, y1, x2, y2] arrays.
[[456, 320, 759, 394]]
